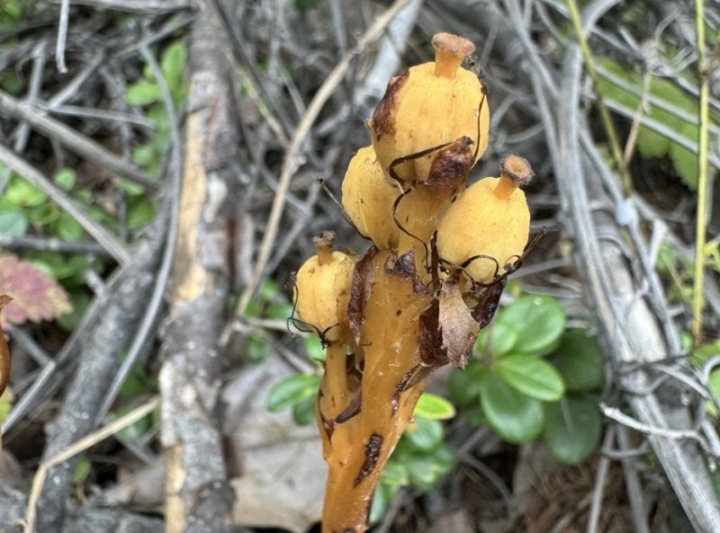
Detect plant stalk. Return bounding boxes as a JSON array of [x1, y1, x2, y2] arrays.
[[692, 0, 711, 343]]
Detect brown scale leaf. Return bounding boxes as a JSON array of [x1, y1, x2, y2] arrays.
[[418, 298, 446, 367], [348, 246, 378, 346], [370, 70, 408, 140], [0, 254, 72, 329], [438, 280, 479, 369], [426, 136, 475, 191]]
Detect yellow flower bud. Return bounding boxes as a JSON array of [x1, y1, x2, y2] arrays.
[[295, 232, 354, 343], [369, 33, 489, 186], [435, 155, 533, 283], [341, 146, 400, 249]]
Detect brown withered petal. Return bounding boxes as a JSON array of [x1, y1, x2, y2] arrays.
[[426, 136, 475, 191], [438, 280, 479, 369], [348, 246, 378, 346], [0, 295, 12, 397], [370, 70, 409, 140]]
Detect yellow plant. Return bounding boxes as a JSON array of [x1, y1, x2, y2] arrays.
[[294, 33, 534, 533]]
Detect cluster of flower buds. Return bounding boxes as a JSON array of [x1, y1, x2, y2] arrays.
[[294, 33, 534, 533]]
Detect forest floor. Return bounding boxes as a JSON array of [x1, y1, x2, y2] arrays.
[[0, 1, 719, 533]]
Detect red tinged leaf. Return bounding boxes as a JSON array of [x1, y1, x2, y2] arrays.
[[0, 254, 72, 328], [0, 295, 11, 397]]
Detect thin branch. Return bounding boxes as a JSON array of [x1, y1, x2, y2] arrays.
[[0, 89, 157, 190], [232, 0, 412, 324], [24, 396, 161, 533], [692, 0, 711, 343], [55, 0, 70, 73], [0, 143, 131, 265]]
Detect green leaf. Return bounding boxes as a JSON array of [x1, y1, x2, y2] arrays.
[[414, 392, 456, 420], [292, 394, 316, 425], [553, 329, 605, 392], [161, 40, 186, 89], [260, 279, 280, 301], [127, 79, 161, 106], [669, 122, 699, 189], [370, 477, 401, 524], [0, 209, 28, 236], [404, 416, 444, 452], [461, 402, 486, 426], [543, 395, 601, 464], [127, 197, 156, 229], [6, 177, 47, 207], [244, 332, 270, 362], [266, 373, 320, 412], [53, 168, 76, 191], [496, 354, 565, 401], [304, 334, 325, 362], [476, 321, 518, 358], [73, 457, 92, 485], [706, 369, 720, 417], [28, 204, 59, 225], [380, 461, 410, 487], [448, 361, 485, 407], [56, 212, 83, 242], [266, 302, 293, 321], [57, 290, 91, 331], [480, 372, 545, 443], [404, 444, 455, 491], [496, 295, 566, 355]]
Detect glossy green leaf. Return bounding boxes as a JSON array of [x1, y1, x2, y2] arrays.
[[480, 372, 545, 443], [554, 329, 605, 392], [461, 402, 486, 427], [496, 354, 565, 401], [370, 477, 401, 524], [292, 394, 316, 425], [448, 361, 485, 407], [476, 321, 518, 358], [404, 444, 454, 491], [304, 334, 325, 362], [404, 416, 444, 452], [266, 373, 320, 412], [414, 392, 456, 420], [496, 295, 566, 355], [543, 395, 601, 464], [0, 209, 27, 236]]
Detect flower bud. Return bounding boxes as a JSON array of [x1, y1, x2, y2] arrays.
[[341, 146, 400, 249], [435, 155, 533, 284], [369, 33, 489, 186], [295, 232, 354, 342]]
